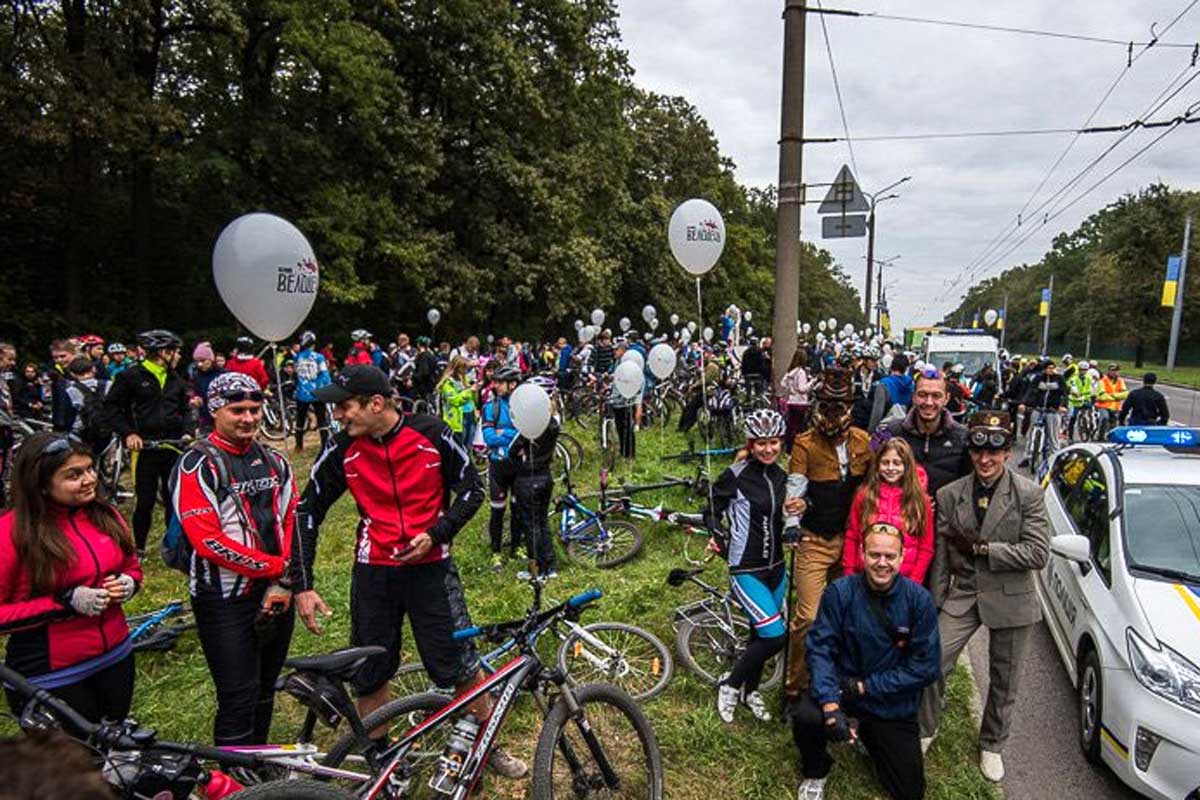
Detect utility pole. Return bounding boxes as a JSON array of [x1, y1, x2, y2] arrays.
[[864, 206, 876, 319], [1166, 213, 1192, 370], [771, 0, 807, 390], [875, 264, 883, 328], [1041, 274, 1054, 357]]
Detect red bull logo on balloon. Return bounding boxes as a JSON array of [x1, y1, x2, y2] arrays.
[[686, 219, 722, 243], [277, 258, 319, 295]]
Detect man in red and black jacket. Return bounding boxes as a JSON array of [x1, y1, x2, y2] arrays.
[[293, 366, 526, 778]]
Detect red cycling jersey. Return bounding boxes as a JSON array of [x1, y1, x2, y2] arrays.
[[225, 355, 270, 390]]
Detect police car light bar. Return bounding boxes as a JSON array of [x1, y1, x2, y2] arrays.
[[1107, 426, 1200, 447]]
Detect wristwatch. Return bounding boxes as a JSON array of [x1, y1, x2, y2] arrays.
[[972, 541, 990, 556]]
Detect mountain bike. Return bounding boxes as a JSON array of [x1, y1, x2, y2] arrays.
[[1026, 409, 1055, 482], [98, 437, 189, 503], [127, 599, 196, 653], [666, 566, 784, 690], [552, 471, 643, 567], [598, 470, 712, 565], [323, 581, 664, 799]]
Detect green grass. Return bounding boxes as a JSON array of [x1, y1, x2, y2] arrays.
[[5, 420, 999, 799]]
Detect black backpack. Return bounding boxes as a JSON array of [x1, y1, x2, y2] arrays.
[[70, 379, 111, 448]]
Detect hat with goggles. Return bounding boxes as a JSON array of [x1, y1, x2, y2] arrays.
[[966, 410, 1013, 450], [207, 372, 265, 414]]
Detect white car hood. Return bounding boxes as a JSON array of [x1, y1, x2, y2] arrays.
[[1134, 577, 1200, 664]]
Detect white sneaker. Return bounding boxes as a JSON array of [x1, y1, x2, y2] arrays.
[[980, 750, 1004, 782], [740, 689, 771, 722], [716, 683, 739, 723], [920, 736, 934, 755], [796, 777, 826, 800]]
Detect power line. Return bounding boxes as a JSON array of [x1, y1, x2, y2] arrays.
[[816, 0, 858, 179], [807, 109, 1199, 141]]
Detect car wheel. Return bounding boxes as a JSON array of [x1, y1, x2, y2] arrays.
[[1078, 648, 1104, 764]]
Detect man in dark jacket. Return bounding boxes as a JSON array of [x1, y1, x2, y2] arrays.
[[850, 347, 887, 431], [792, 523, 941, 800], [875, 370, 972, 499], [1119, 373, 1170, 426]]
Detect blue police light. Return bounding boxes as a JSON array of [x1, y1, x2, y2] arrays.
[[1108, 426, 1200, 447]]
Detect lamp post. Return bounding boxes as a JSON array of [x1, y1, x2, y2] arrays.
[[863, 176, 910, 319]]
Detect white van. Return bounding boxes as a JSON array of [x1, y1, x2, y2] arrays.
[[923, 331, 1000, 380]]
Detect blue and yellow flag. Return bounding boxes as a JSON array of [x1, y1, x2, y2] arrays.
[[972, 310, 980, 328], [1038, 288, 1050, 317], [1162, 255, 1181, 307], [997, 306, 1006, 330]]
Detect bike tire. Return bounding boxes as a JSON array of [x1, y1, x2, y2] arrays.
[[598, 419, 618, 471], [389, 662, 435, 699], [322, 692, 451, 773], [558, 432, 585, 473], [675, 617, 783, 691], [556, 622, 674, 702], [258, 404, 288, 441], [531, 683, 664, 800], [566, 520, 643, 569], [227, 781, 359, 800]]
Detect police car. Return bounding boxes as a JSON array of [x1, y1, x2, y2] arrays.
[[1036, 426, 1200, 800]]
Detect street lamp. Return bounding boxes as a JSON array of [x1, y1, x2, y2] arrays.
[[863, 175, 911, 319]]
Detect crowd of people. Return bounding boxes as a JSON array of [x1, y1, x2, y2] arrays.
[[0, 320, 1178, 800]]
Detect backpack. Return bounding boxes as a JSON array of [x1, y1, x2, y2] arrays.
[[70, 379, 110, 449], [160, 439, 266, 573]]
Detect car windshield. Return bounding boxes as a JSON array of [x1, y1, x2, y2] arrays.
[[926, 350, 994, 379], [1123, 484, 1200, 581]]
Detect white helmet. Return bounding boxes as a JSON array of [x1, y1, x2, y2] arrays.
[[743, 408, 786, 440]]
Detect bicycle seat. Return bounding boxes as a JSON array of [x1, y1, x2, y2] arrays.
[[284, 646, 386, 679], [666, 567, 705, 586]]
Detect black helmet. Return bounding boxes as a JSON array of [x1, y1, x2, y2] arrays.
[[136, 329, 182, 352], [299, 330, 317, 347], [493, 365, 521, 383], [236, 336, 255, 350]]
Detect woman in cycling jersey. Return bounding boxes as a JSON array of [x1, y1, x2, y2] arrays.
[[0, 433, 141, 722], [706, 409, 804, 724]]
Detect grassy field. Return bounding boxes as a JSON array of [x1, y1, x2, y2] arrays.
[[6, 419, 1000, 799]]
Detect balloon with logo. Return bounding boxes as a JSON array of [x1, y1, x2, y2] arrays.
[[613, 360, 644, 399], [427, 308, 441, 327], [621, 349, 645, 371], [212, 212, 319, 342], [619, 317, 631, 332], [591, 309, 605, 327], [642, 305, 656, 323], [648, 343, 676, 379], [984, 309, 998, 326], [668, 198, 726, 276], [702, 326, 714, 343], [669, 313, 680, 327], [509, 383, 552, 440]]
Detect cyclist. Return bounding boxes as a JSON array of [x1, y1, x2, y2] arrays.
[[592, 331, 615, 375], [1096, 363, 1128, 433], [78, 334, 106, 375], [106, 343, 130, 380], [169, 372, 297, 745], [781, 347, 812, 455], [411, 337, 440, 403], [293, 331, 332, 452], [1018, 360, 1065, 470], [226, 336, 270, 390], [874, 369, 971, 499], [510, 413, 560, 578], [945, 364, 969, 419], [1119, 372, 1170, 426], [0, 433, 141, 723], [481, 364, 522, 571], [345, 329, 374, 367], [706, 409, 799, 724], [1065, 359, 1096, 441], [104, 329, 189, 554], [293, 366, 525, 778], [849, 346, 885, 430], [62, 356, 109, 456], [48, 339, 79, 435], [188, 342, 224, 436]]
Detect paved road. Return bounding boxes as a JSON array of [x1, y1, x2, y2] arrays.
[[1126, 376, 1200, 427]]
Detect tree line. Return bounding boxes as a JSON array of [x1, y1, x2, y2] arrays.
[[0, 0, 863, 354]]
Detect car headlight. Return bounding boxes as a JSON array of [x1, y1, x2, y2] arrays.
[[1127, 628, 1200, 715]]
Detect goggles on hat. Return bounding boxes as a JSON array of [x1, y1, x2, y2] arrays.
[[220, 390, 264, 405], [918, 367, 943, 380], [968, 430, 1011, 449]]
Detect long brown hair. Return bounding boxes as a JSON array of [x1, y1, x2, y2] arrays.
[[857, 437, 926, 538], [10, 433, 133, 595]]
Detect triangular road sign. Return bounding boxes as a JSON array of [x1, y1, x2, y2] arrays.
[[817, 164, 869, 214]]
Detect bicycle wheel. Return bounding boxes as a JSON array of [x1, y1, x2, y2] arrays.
[[322, 692, 452, 789], [1029, 427, 1044, 473], [598, 418, 618, 471], [389, 662, 435, 698], [227, 781, 358, 799], [531, 683, 663, 800], [558, 432, 585, 473], [675, 616, 783, 691], [680, 529, 711, 567], [556, 623, 674, 702], [259, 401, 288, 441], [566, 520, 643, 568]]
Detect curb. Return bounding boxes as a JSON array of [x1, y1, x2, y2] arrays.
[[958, 650, 1006, 799]]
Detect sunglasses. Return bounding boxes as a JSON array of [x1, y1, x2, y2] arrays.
[[918, 367, 943, 379], [968, 430, 1011, 449], [41, 435, 83, 457], [221, 390, 264, 404]]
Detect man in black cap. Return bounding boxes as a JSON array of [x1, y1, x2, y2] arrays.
[[1119, 373, 1170, 426], [919, 410, 1049, 783], [292, 365, 528, 779]]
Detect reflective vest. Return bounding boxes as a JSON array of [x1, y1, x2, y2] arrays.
[[1097, 375, 1128, 412], [1066, 372, 1095, 408]]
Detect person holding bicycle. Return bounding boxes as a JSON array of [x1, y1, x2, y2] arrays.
[[705, 409, 800, 724], [1017, 359, 1065, 470], [1096, 362, 1129, 433], [0, 433, 142, 723], [1065, 359, 1096, 441], [104, 329, 189, 555], [168, 372, 297, 746]]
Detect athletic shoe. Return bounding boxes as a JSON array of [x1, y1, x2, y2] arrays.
[[980, 750, 1004, 782], [716, 683, 739, 724], [487, 747, 529, 779], [920, 736, 933, 755], [796, 777, 826, 800], [741, 689, 771, 722]]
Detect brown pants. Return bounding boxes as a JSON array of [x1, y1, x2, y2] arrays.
[[785, 533, 844, 695]]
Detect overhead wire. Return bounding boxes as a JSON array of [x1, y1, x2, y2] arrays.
[[815, 0, 859, 180]]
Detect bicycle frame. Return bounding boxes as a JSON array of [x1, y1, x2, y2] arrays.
[[127, 601, 185, 643]]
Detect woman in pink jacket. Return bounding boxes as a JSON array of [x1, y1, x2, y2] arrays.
[[842, 437, 935, 583]]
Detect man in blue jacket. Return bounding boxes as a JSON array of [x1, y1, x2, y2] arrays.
[[481, 365, 522, 570], [792, 522, 941, 800]]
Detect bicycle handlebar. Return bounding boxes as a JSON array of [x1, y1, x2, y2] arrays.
[[567, 588, 603, 608], [452, 587, 603, 642]]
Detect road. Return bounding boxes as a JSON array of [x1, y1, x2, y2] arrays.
[[1126, 377, 1200, 427]]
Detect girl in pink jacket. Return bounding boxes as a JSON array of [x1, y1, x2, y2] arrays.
[[842, 437, 935, 583]]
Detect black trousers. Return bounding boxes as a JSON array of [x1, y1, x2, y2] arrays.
[[193, 586, 296, 745], [4, 652, 135, 724], [790, 693, 925, 800], [294, 400, 331, 450], [132, 447, 178, 551], [613, 405, 636, 459], [513, 472, 557, 573], [487, 459, 519, 554]]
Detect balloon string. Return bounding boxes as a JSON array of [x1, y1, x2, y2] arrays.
[[695, 277, 715, 517]]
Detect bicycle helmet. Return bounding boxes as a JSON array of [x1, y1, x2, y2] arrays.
[[299, 330, 317, 347], [107, 343, 127, 355], [235, 336, 255, 350], [493, 365, 521, 382], [1078, 360, 1090, 371], [743, 408, 786, 440], [862, 345, 882, 360], [1061, 353, 1073, 364], [136, 329, 182, 352], [350, 329, 372, 342], [78, 333, 105, 347]]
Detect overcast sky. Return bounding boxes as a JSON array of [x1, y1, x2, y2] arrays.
[[613, 0, 1200, 332]]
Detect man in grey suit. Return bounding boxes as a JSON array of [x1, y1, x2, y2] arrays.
[[918, 410, 1050, 783]]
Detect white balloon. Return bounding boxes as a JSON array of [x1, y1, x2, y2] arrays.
[[828, 318, 837, 330], [643, 332, 653, 341], [621, 349, 645, 371], [487, 334, 495, 343], [649, 318, 659, 330], [702, 326, 714, 342], [642, 305, 656, 323], [802, 323, 812, 334], [427, 308, 441, 326], [509, 383, 551, 440], [744, 311, 753, 322], [673, 331, 680, 340], [574, 319, 583, 331], [670, 313, 680, 326], [817, 332, 825, 342], [687, 321, 698, 333], [667, 198, 726, 276], [680, 328, 692, 344], [818, 321, 827, 332], [591, 309, 605, 326], [984, 309, 999, 326], [613, 360, 644, 399], [648, 343, 677, 379], [796, 321, 803, 334], [212, 213, 319, 342], [746, 326, 754, 337], [579, 325, 596, 344], [619, 317, 631, 332], [843, 323, 854, 335]]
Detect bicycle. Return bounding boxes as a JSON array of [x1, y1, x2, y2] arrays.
[[663, 442, 738, 464], [1071, 400, 1102, 443], [666, 566, 785, 691], [552, 470, 644, 568], [597, 470, 712, 566], [126, 599, 196, 653], [1025, 408, 1056, 482], [322, 580, 664, 799], [391, 575, 673, 702], [99, 437, 189, 503]]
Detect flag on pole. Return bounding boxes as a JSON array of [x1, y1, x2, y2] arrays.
[[972, 310, 980, 328], [1038, 287, 1050, 317], [879, 292, 892, 338], [997, 306, 1005, 330], [1162, 255, 1182, 307]]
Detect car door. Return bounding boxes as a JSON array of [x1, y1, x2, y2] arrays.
[[1059, 456, 1120, 658], [1043, 450, 1091, 646]]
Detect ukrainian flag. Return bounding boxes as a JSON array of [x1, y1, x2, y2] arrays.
[[972, 310, 980, 328], [1039, 288, 1050, 317], [997, 307, 1006, 330], [1162, 255, 1181, 307]]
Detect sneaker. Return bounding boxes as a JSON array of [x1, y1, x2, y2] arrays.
[[487, 747, 528, 779], [920, 736, 934, 755], [716, 683, 739, 724], [491, 553, 504, 573], [796, 777, 826, 800], [980, 750, 1004, 782], [740, 689, 771, 722]]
